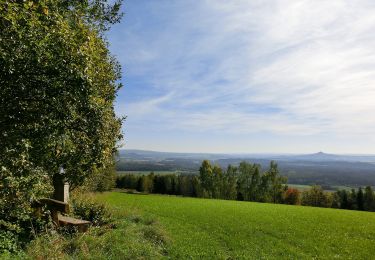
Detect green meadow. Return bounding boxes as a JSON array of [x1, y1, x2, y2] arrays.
[[117, 171, 186, 175], [98, 192, 375, 259]]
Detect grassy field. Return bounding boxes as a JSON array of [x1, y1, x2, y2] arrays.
[[288, 184, 354, 192], [288, 184, 312, 191], [116, 170, 200, 176], [117, 170, 179, 175], [97, 192, 375, 259]]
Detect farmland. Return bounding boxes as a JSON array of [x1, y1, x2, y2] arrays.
[[97, 192, 375, 259]]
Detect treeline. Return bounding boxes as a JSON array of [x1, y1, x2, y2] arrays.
[[116, 172, 197, 197], [282, 185, 375, 211], [116, 160, 375, 212], [116, 160, 288, 203]]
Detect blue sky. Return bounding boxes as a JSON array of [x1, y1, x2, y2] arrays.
[[107, 0, 375, 154]]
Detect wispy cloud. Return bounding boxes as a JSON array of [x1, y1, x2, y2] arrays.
[[109, 0, 375, 152]]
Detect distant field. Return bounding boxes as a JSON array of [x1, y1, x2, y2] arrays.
[[117, 171, 177, 174], [116, 170, 198, 176], [288, 184, 312, 191], [98, 192, 375, 259], [117, 170, 180, 175], [288, 184, 354, 192]]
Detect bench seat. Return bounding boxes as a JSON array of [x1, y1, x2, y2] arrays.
[[58, 214, 91, 232]]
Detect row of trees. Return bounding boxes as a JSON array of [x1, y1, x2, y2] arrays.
[[197, 160, 287, 203], [116, 173, 197, 197], [116, 160, 288, 204], [283, 186, 375, 211], [333, 187, 375, 211], [116, 160, 375, 212]]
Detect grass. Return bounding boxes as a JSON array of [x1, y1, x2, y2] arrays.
[[289, 184, 354, 192], [25, 220, 168, 260], [116, 170, 198, 176], [288, 184, 312, 191], [18, 194, 170, 260], [117, 171, 180, 175], [97, 192, 375, 259]]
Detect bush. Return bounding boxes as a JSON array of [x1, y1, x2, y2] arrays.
[[301, 185, 332, 207], [0, 141, 52, 252], [71, 194, 112, 226], [82, 164, 117, 192], [284, 188, 301, 205], [26, 199, 169, 259], [0, 231, 19, 255]]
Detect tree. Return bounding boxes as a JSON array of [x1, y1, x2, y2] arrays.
[[301, 186, 330, 207], [331, 192, 341, 208], [339, 190, 349, 209], [212, 165, 223, 198], [357, 187, 364, 211], [199, 160, 214, 198], [348, 189, 358, 210], [82, 163, 117, 192], [237, 162, 258, 201], [1, 0, 123, 189], [250, 167, 261, 201], [223, 165, 238, 200], [364, 186, 375, 211], [266, 161, 287, 203], [0, 141, 52, 252], [284, 188, 301, 205], [0, 0, 123, 250]]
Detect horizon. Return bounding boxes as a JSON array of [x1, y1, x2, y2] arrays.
[[118, 148, 375, 157], [109, 1, 375, 154]]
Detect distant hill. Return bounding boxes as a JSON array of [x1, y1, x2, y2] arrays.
[[118, 149, 375, 163], [116, 149, 375, 188], [284, 152, 375, 163], [117, 149, 230, 160]]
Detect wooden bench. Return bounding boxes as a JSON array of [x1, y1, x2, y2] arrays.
[[32, 170, 91, 232], [58, 214, 91, 233], [33, 198, 91, 232], [33, 172, 91, 232]]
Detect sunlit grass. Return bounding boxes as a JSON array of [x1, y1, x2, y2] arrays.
[[98, 192, 375, 259]]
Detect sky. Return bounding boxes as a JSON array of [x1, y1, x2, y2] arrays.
[[107, 0, 375, 154]]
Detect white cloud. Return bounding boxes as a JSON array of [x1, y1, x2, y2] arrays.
[[112, 0, 375, 144]]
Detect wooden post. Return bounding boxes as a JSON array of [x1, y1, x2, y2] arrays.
[[53, 166, 69, 203], [63, 182, 69, 203], [53, 174, 64, 201]]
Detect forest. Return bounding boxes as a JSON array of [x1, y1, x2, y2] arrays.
[[116, 160, 375, 212]]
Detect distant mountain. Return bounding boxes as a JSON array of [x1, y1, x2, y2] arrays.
[[282, 152, 375, 163], [117, 149, 231, 161], [116, 149, 375, 187], [118, 149, 375, 163]]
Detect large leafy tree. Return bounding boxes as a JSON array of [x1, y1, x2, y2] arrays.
[[0, 0, 123, 250], [0, 0, 123, 188]]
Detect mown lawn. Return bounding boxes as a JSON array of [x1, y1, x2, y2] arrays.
[[97, 192, 375, 259]]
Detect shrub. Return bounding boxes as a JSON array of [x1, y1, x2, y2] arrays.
[[0, 141, 52, 253], [284, 188, 301, 205], [0, 231, 19, 255], [71, 194, 112, 226], [26, 202, 169, 259], [141, 225, 169, 246], [301, 185, 332, 207], [81, 164, 117, 192]]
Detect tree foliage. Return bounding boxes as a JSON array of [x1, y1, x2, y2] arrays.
[[115, 166, 375, 214], [1, 0, 123, 188], [284, 188, 301, 205], [0, 141, 52, 253], [0, 0, 123, 252], [117, 161, 288, 204]]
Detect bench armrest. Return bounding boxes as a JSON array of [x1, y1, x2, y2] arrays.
[[33, 198, 70, 214]]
